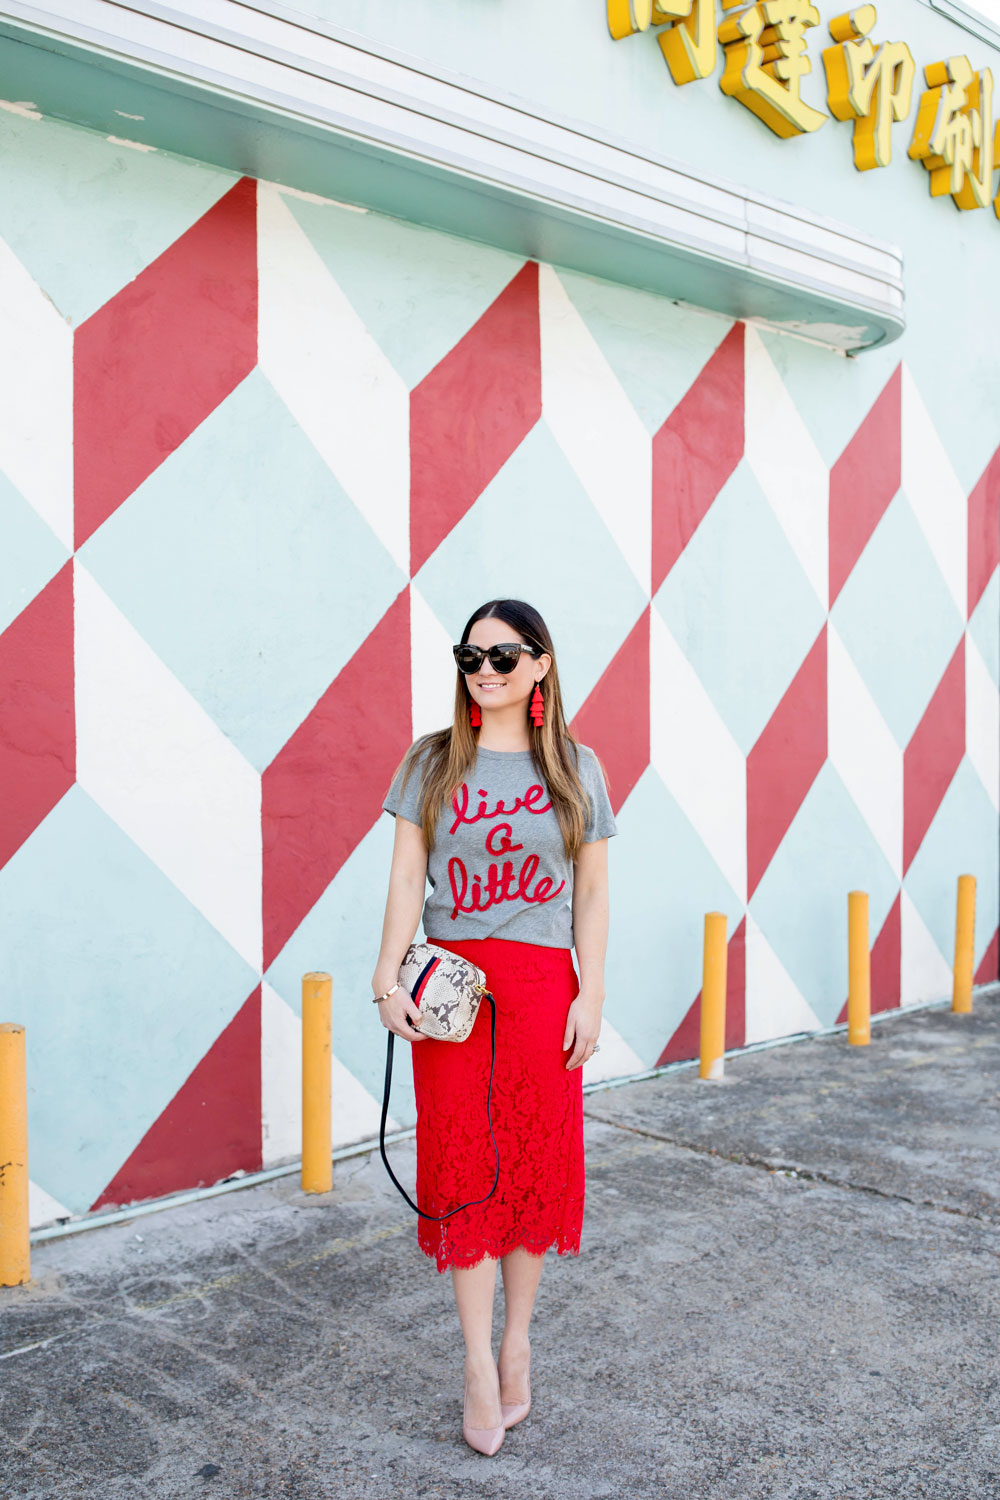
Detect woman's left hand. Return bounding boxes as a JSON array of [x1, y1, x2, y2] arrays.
[[563, 992, 603, 1070]]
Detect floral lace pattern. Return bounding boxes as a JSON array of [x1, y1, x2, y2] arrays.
[[410, 936, 586, 1273]]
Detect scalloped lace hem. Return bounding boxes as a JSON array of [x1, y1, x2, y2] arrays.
[[419, 1229, 582, 1274]]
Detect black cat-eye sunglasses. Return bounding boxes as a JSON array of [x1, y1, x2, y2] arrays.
[[453, 642, 543, 675]]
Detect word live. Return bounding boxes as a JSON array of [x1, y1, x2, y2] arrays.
[[609, 0, 1000, 216]]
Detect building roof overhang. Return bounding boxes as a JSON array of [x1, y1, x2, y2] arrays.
[[0, 0, 904, 352]]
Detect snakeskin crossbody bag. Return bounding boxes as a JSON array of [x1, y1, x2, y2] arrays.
[[377, 940, 500, 1220]]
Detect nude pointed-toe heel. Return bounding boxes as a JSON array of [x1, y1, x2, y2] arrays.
[[500, 1353, 531, 1429], [463, 1377, 506, 1455]]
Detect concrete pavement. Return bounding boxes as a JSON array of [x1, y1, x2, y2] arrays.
[[3, 991, 999, 1500]]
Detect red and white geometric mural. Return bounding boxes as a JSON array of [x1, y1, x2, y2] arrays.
[[0, 167, 996, 1226]]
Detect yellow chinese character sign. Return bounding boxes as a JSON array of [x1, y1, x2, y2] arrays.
[[822, 5, 915, 168], [607, 0, 717, 84], [606, 0, 1000, 220], [909, 55, 996, 210], [718, 0, 827, 137]]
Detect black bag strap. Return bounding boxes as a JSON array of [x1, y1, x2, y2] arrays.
[[378, 994, 500, 1220]]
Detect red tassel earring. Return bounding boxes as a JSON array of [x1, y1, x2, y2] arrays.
[[469, 695, 482, 727], [529, 681, 544, 728]]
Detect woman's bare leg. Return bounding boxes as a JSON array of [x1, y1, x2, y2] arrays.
[[450, 1255, 501, 1426], [497, 1247, 545, 1403]]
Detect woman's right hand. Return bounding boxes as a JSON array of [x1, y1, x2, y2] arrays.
[[376, 984, 429, 1042]]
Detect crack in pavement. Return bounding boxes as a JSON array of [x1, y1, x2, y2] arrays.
[[6, 1105, 996, 1370], [582, 1109, 1000, 1229], [0, 1221, 412, 1363]]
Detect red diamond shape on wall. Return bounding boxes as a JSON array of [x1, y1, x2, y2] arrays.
[[74, 176, 258, 548]]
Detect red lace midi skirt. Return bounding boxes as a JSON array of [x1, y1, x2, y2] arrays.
[[410, 935, 585, 1273]]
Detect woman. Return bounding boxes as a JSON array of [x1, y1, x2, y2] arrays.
[[371, 598, 617, 1456]]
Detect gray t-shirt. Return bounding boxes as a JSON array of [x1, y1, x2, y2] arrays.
[[382, 739, 617, 949]]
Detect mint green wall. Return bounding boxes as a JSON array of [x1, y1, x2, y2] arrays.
[[1, 4, 997, 1225], [291, 0, 1000, 484]]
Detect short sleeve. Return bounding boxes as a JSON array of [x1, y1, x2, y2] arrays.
[[382, 743, 428, 827], [579, 746, 617, 843]]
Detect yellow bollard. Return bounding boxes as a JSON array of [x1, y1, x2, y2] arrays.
[[847, 890, 871, 1046], [952, 874, 976, 1014], [301, 973, 333, 1194], [0, 1022, 30, 1287], [700, 912, 727, 1080]]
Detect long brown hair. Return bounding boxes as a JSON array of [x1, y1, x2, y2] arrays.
[[388, 599, 611, 860]]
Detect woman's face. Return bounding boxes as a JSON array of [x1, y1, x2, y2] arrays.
[[465, 620, 551, 717]]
